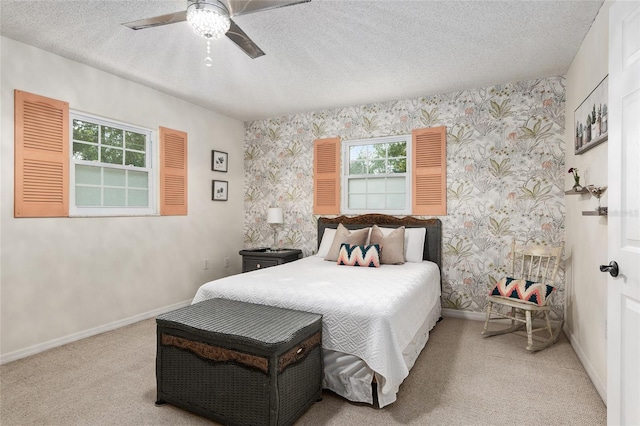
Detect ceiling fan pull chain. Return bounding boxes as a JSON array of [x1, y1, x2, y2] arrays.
[[204, 38, 213, 67]]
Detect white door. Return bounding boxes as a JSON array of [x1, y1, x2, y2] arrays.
[[607, 1, 640, 424]]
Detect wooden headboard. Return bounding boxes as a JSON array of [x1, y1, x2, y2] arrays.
[[317, 214, 442, 280]]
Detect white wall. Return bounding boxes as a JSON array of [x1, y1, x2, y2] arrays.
[[563, 1, 611, 403], [0, 37, 245, 360]]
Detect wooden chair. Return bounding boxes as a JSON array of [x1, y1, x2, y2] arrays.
[[481, 238, 564, 352]]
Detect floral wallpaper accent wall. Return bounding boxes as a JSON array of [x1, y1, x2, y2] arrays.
[[244, 76, 566, 317]]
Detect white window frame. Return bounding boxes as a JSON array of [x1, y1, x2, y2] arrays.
[[341, 134, 412, 215], [69, 111, 157, 217]]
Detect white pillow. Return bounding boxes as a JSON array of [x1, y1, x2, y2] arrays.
[[405, 227, 427, 262], [378, 227, 426, 262], [316, 228, 336, 257]]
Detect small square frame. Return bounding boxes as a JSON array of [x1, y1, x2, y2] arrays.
[[212, 150, 228, 172], [212, 180, 228, 201]]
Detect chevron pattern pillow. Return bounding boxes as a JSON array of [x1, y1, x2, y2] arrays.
[[337, 244, 381, 268], [490, 277, 556, 306]]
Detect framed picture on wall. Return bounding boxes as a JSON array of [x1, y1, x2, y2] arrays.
[[574, 75, 608, 155], [212, 150, 228, 172], [212, 180, 228, 201]]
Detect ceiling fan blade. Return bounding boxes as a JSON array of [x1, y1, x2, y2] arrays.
[[122, 11, 187, 30], [224, 0, 310, 17], [226, 19, 265, 59]]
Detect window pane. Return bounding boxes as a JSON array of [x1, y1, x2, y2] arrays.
[[73, 142, 98, 161], [369, 143, 385, 159], [104, 168, 126, 187], [387, 177, 406, 192], [75, 165, 101, 185], [348, 194, 366, 209], [349, 160, 367, 175], [101, 147, 123, 165], [348, 178, 366, 193], [104, 188, 126, 206], [125, 131, 146, 151], [367, 177, 386, 193], [386, 193, 406, 209], [388, 158, 406, 173], [349, 145, 367, 162], [128, 189, 148, 207], [367, 194, 385, 209], [125, 151, 145, 167], [76, 186, 101, 206], [387, 142, 406, 157], [128, 171, 148, 189], [370, 159, 386, 174], [73, 120, 98, 143], [101, 126, 123, 147]]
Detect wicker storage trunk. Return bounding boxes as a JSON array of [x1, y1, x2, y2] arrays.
[[155, 298, 323, 426]]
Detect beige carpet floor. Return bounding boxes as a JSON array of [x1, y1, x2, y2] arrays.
[[0, 316, 606, 425]]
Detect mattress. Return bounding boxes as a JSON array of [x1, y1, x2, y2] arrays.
[[192, 255, 441, 407]]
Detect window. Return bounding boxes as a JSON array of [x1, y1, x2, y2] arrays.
[[342, 135, 412, 215], [14, 90, 186, 218], [70, 112, 155, 216], [313, 127, 446, 216]]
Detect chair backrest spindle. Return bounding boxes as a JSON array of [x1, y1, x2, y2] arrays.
[[534, 256, 542, 280], [509, 237, 564, 286]]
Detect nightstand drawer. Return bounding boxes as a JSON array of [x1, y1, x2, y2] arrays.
[[242, 257, 279, 272], [239, 249, 302, 273]]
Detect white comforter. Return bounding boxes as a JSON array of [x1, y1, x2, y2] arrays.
[[192, 256, 441, 407]]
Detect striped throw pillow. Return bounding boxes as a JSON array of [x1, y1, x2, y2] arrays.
[[337, 244, 381, 268]]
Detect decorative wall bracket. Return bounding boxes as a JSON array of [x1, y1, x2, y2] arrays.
[[566, 185, 608, 216]]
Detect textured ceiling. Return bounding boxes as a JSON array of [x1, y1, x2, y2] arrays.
[[0, 0, 603, 121]]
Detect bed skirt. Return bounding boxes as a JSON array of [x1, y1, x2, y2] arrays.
[[322, 300, 441, 406]]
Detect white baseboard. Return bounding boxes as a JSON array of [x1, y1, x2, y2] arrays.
[[563, 324, 607, 406], [0, 299, 192, 365], [441, 308, 486, 321]]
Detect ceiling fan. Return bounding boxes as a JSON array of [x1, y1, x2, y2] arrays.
[[122, 0, 310, 59]]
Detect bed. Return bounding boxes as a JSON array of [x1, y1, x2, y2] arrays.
[[192, 214, 442, 407]]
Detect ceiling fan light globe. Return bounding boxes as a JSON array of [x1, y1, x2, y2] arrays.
[[186, 0, 231, 40]]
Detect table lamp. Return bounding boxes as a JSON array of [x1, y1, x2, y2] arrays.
[[267, 207, 283, 250]]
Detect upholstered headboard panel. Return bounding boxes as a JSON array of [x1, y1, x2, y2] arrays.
[[317, 214, 442, 281]]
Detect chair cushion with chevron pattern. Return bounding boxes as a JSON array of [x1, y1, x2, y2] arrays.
[[490, 277, 555, 306], [336, 244, 381, 268]]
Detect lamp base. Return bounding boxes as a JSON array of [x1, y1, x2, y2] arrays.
[[270, 225, 279, 251]]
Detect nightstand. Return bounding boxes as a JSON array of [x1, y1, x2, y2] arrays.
[[239, 249, 302, 273]]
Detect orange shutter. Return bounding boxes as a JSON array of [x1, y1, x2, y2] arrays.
[[160, 126, 188, 216], [412, 126, 447, 216], [313, 137, 340, 215], [14, 90, 69, 217]]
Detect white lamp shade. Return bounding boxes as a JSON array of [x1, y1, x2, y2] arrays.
[[267, 207, 284, 224]]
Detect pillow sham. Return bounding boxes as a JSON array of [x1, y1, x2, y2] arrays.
[[377, 227, 426, 262], [337, 244, 381, 268], [369, 225, 405, 264], [316, 228, 336, 257], [490, 277, 556, 306], [325, 224, 370, 262]]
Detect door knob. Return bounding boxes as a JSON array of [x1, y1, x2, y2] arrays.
[[599, 261, 619, 277]]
